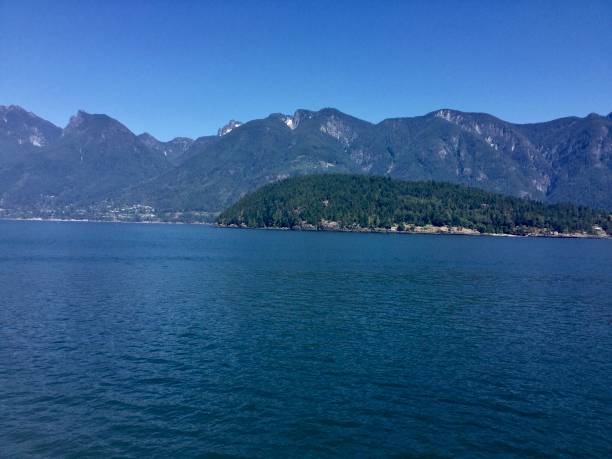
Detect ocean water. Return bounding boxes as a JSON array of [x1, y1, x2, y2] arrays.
[[0, 220, 611, 458]]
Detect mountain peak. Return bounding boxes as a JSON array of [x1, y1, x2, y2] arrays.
[[430, 108, 464, 121], [272, 108, 354, 129], [64, 110, 132, 136], [0, 104, 25, 113], [138, 132, 159, 146], [266, 113, 297, 129], [0, 104, 62, 149], [317, 107, 345, 116], [66, 110, 89, 130], [218, 120, 242, 136], [0, 104, 44, 120]]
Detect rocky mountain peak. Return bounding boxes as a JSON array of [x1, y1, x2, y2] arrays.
[[64, 110, 132, 137], [433, 108, 464, 123], [137, 132, 159, 147], [1, 104, 26, 115], [267, 113, 298, 130], [217, 120, 242, 136], [66, 110, 88, 129], [291, 109, 313, 128], [318, 113, 357, 146], [0, 104, 61, 148], [0, 105, 45, 120]]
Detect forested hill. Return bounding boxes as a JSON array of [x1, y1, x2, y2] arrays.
[[218, 175, 612, 236]]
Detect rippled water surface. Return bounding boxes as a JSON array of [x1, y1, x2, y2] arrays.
[[1, 220, 611, 457]]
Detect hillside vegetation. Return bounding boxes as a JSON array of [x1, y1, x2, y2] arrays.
[[218, 175, 612, 236]]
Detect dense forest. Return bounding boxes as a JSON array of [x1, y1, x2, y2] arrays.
[[218, 174, 612, 236]]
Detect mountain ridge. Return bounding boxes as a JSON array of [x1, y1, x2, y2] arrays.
[[1, 105, 611, 219]]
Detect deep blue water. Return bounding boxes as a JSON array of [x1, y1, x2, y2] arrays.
[[1, 220, 611, 458]]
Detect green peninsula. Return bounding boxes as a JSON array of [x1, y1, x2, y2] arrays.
[[218, 174, 611, 237]]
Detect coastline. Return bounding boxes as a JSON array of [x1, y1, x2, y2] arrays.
[[2, 217, 609, 239], [213, 222, 611, 239], [0, 217, 212, 226]]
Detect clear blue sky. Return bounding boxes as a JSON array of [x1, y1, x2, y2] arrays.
[[1, 0, 610, 140]]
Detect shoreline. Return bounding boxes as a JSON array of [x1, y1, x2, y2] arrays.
[[0, 217, 212, 226], [217, 223, 611, 239], [3, 217, 605, 239]]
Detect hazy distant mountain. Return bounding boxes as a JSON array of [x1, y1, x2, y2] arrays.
[[0, 105, 611, 216]]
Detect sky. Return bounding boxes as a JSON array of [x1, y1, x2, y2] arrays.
[[1, 0, 611, 140]]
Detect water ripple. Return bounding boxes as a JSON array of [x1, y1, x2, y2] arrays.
[[1, 221, 611, 457]]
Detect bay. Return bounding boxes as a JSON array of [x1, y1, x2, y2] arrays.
[[1, 220, 611, 457]]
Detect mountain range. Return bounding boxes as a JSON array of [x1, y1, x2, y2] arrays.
[[1, 104, 611, 220]]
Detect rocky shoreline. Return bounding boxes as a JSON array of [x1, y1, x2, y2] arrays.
[[218, 221, 611, 239], [2, 217, 609, 239]]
